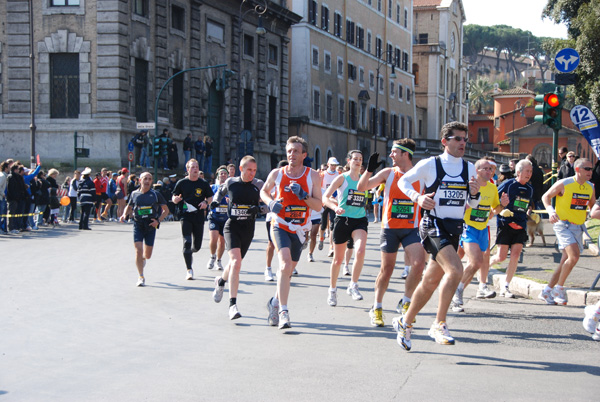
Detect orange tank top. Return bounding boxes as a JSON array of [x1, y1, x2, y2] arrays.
[[382, 167, 421, 229], [272, 167, 313, 233]]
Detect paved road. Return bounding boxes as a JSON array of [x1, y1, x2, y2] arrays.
[[1, 220, 599, 401]]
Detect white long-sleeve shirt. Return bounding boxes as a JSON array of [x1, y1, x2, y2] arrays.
[[398, 151, 479, 220]]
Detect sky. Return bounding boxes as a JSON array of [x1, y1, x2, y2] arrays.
[[461, 0, 568, 39]]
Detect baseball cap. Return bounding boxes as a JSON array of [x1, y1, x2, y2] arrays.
[[328, 157, 340, 165]]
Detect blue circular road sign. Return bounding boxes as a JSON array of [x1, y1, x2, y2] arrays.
[[554, 48, 580, 73]]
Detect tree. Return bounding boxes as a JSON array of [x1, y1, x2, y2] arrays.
[[468, 77, 494, 114]]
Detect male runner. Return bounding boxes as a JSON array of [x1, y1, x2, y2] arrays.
[[260, 136, 322, 329], [357, 139, 425, 327], [211, 156, 264, 319], [120, 172, 169, 286], [489, 159, 533, 298], [394, 122, 480, 350], [319, 157, 340, 257], [172, 159, 213, 280], [451, 158, 509, 312], [539, 158, 595, 305], [207, 166, 229, 271], [264, 160, 289, 281]]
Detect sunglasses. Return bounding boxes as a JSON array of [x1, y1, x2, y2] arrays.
[[446, 135, 468, 143], [580, 167, 593, 171]]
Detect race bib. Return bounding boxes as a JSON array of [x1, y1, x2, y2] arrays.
[[347, 189, 366, 208], [469, 205, 490, 223], [439, 182, 466, 207], [513, 196, 529, 212], [391, 199, 414, 220], [284, 205, 308, 224], [137, 206, 153, 216], [230, 204, 253, 219], [571, 193, 590, 210], [216, 206, 228, 214]]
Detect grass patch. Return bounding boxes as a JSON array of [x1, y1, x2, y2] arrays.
[[586, 219, 600, 244]]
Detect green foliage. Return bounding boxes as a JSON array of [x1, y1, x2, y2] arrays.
[[468, 77, 493, 114]]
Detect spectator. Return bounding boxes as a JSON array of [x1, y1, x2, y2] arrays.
[[116, 168, 129, 218], [44, 168, 59, 223], [526, 155, 545, 210], [558, 151, 576, 179], [93, 172, 103, 222], [497, 164, 514, 184], [167, 133, 179, 170], [67, 170, 81, 223], [7, 165, 26, 233], [133, 130, 148, 167], [23, 164, 42, 230], [0, 161, 9, 233], [508, 159, 519, 174], [61, 176, 72, 223], [48, 186, 61, 226], [77, 167, 95, 230], [183, 133, 193, 166], [558, 147, 568, 166], [159, 129, 170, 170], [106, 172, 118, 221], [34, 171, 50, 229], [194, 136, 205, 170], [127, 174, 139, 201], [204, 135, 213, 174]]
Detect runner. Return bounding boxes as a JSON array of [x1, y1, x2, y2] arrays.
[[172, 159, 213, 280], [207, 166, 229, 271], [394, 122, 480, 350], [120, 172, 169, 286], [323, 150, 369, 306], [211, 156, 264, 320], [539, 158, 595, 305], [356, 139, 426, 326], [489, 159, 533, 298], [260, 136, 322, 329], [264, 160, 289, 281], [319, 157, 340, 257], [451, 158, 509, 312]]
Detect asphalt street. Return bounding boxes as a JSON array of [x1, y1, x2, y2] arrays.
[[1, 219, 599, 401]]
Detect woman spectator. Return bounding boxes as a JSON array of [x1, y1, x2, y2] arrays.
[[61, 176, 72, 222], [115, 168, 129, 219], [34, 171, 50, 228], [127, 174, 140, 200], [7, 164, 26, 233], [68, 170, 81, 223], [77, 167, 95, 230]]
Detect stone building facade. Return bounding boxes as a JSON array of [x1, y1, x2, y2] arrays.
[[288, 0, 416, 167], [0, 0, 300, 177], [412, 0, 468, 140]]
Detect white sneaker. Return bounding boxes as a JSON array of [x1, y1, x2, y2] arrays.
[[343, 264, 351, 276], [428, 321, 455, 345], [278, 310, 291, 329], [401, 266, 410, 279], [476, 285, 497, 299], [500, 285, 514, 298], [593, 327, 600, 341], [327, 249, 334, 257], [307, 253, 315, 262], [538, 287, 556, 305], [136, 276, 145, 287], [347, 283, 363, 301], [229, 304, 242, 320], [583, 305, 600, 333], [267, 298, 279, 326], [327, 289, 338, 306], [264, 267, 274, 281], [207, 256, 216, 270], [292, 268, 298, 275], [452, 287, 464, 306], [551, 286, 568, 305], [216, 260, 224, 271], [213, 276, 225, 303], [451, 302, 464, 313], [186, 269, 194, 280]]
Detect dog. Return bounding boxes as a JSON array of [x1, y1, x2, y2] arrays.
[[526, 212, 546, 247]]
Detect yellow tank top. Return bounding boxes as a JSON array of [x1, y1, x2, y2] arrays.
[[463, 181, 500, 230], [555, 177, 593, 225]]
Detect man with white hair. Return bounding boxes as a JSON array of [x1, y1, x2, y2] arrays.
[[489, 159, 533, 298]]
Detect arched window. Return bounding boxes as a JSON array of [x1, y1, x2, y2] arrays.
[[315, 147, 322, 167]]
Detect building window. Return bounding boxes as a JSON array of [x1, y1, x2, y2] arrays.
[[356, 27, 365, 50], [334, 12, 342, 37], [367, 31, 372, 53], [376, 37, 382, 58], [134, 0, 148, 16], [313, 89, 321, 120], [413, 63, 419, 85], [326, 94, 333, 123], [377, 0, 382, 12], [50, 53, 80, 118], [346, 19, 355, 45], [387, 43, 393, 63], [388, 0, 393, 17], [400, 115, 405, 137], [406, 88, 411, 102], [135, 58, 148, 123], [308, 1, 318, 26], [324, 52, 331, 73], [395, 48, 401, 68], [359, 67, 365, 85], [338, 98, 345, 126], [349, 100, 357, 130], [51, 0, 80, 5], [418, 33, 428, 44], [402, 51, 409, 71], [478, 128, 489, 143], [244, 34, 254, 57], [269, 96, 277, 145], [171, 4, 185, 31], [390, 81, 395, 97], [348, 62, 357, 81], [173, 69, 184, 129], [207, 20, 225, 42], [396, 4, 400, 23], [360, 102, 367, 128], [381, 110, 387, 136], [312, 47, 319, 68], [379, 76, 384, 91], [244, 89, 253, 130], [269, 44, 278, 65], [404, 8, 408, 28], [494, 117, 500, 128], [391, 114, 398, 138], [398, 83, 403, 100], [407, 118, 413, 137], [369, 72, 375, 90], [337, 58, 344, 78], [321, 5, 329, 31]]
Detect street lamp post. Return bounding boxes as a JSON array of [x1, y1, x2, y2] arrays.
[[237, 0, 267, 163], [372, 50, 396, 154]]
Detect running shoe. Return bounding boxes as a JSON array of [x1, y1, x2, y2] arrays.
[[327, 249, 334, 257], [452, 287, 464, 306], [343, 264, 351, 276], [451, 301, 464, 313], [264, 267, 275, 282], [307, 253, 315, 262], [347, 283, 363, 301], [327, 289, 338, 306], [476, 285, 497, 299], [593, 327, 600, 341], [318, 239, 324, 250], [136, 276, 145, 287], [216, 260, 224, 271], [583, 305, 600, 333], [279, 310, 291, 329], [428, 321, 455, 345], [400, 266, 410, 279], [207, 256, 216, 270], [229, 304, 242, 320], [551, 286, 568, 305], [213, 276, 224, 303], [369, 307, 385, 327], [293, 268, 298, 275], [538, 287, 556, 305], [186, 269, 194, 280], [267, 298, 279, 326], [499, 285, 514, 298], [392, 316, 412, 351]]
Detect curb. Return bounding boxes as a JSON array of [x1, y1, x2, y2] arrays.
[[491, 270, 600, 306]]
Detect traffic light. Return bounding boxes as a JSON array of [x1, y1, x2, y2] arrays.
[[160, 137, 168, 156], [215, 69, 235, 91], [154, 136, 168, 156], [153, 137, 161, 157], [534, 92, 563, 130]]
